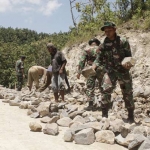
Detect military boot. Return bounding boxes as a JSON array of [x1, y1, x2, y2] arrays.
[[127, 108, 134, 124], [102, 108, 108, 118], [84, 101, 93, 111]]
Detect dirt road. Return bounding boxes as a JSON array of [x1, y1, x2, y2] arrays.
[[0, 100, 127, 150]]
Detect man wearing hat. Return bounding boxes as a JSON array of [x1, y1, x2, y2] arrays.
[[47, 43, 67, 102], [15, 55, 26, 91], [93, 21, 135, 123], [77, 38, 105, 111]]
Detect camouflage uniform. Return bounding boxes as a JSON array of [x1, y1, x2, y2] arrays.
[[15, 59, 24, 91], [78, 46, 105, 102], [94, 35, 135, 111]]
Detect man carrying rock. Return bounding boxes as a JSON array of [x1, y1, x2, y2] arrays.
[[77, 38, 105, 111], [15, 55, 26, 91], [47, 43, 67, 102], [27, 66, 47, 91], [93, 21, 135, 123]]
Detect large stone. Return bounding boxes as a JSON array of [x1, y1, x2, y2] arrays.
[[70, 122, 87, 133], [71, 115, 85, 124], [138, 138, 150, 150], [0, 94, 4, 99], [43, 123, 59, 135], [64, 130, 74, 142], [95, 130, 115, 144], [49, 116, 60, 123], [36, 102, 50, 117], [69, 110, 85, 119], [81, 66, 96, 78], [121, 124, 131, 138], [100, 118, 110, 130], [19, 101, 28, 109], [109, 119, 125, 133], [29, 122, 42, 132], [74, 128, 95, 145], [128, 134, 146, 150], [31, 98, 41, 105], [85, 122, 102, 131], [121, 57, 136, 68], [40, 116, 51, 123], [57, 117, 72, 127], [115, 134, 135, 147], [133, 126, 147, 137]]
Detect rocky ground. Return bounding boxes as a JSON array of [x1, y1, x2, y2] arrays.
[[0, 30, 150, 150]]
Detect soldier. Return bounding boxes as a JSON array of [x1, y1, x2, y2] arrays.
[[15, 55, 26, 91], [77, 38, 105, 111], [93, 21, 135, 123], [47, 43, 67, 102], [27, 66, 47, 91]]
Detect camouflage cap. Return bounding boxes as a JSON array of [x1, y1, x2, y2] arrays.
[[88, 38, 100, 46], [46, 43, 54, 48], [101, 21, 116, 31]]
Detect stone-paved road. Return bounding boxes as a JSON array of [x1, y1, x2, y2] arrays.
[[0, 100, 127, 150]]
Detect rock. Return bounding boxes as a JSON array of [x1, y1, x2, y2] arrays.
[[36, 102, 50, 117], [58, 103, 66, 109], [40, 116, 51, 123], [57, 117, 72, 127], [69, 110, 85, 119], [43, 123, 59, 136], [30, 112, 40, 118], [100, 118, 110, 130], [109, 119, 125, 133], [115, 134, 135, 147], [71, 115, 85, 124], [88, 116, 97, 122], [138, 138, 150, 150], [49, 103, 58, 112], [143, 117, 150, 123], [143, 86, 150, 98], [60, 110, 69, 118], [29, 122, 42, 132], [69, 122, 87, 133], [9, 100, 20, 106], [74, 128, 95, 145], [67, 105, 78, 114], [49, 116, 60, 123], [133, 126, 147, 137], [95, 130, 115, 144], [0, 94, 4, 99], [121, 57, 136, 68], [128, 134, 146, 150], [121, 124, 131, 138], [2, 99, 10, 103], [64, 130, 74, 142], [19, 102, 28, 109], [85, 122, 102, 131], [81, 66, 96, 78], [31, 98, 41, 105]]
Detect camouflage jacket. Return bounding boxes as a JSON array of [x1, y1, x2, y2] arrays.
[[78, 46, 98, 74], [94, 35, 132, 73], [15, 59, 24, 75]]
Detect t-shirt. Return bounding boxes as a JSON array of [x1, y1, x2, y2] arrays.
[[51, 51, 66, 73]]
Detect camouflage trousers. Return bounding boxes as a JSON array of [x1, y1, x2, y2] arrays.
[[101, 70, 135, 109], [86, 67, 105, 102], [16, 75, 23, 91]]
